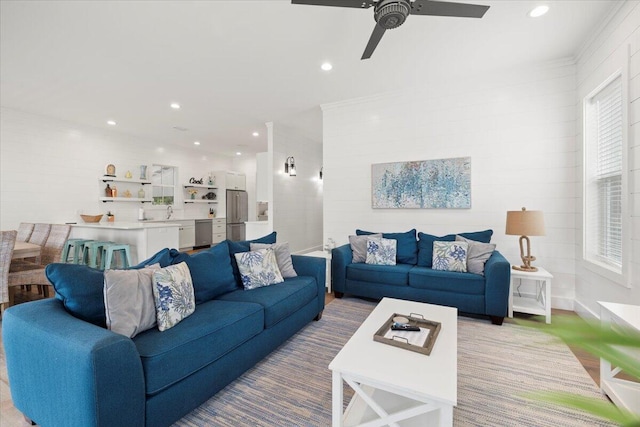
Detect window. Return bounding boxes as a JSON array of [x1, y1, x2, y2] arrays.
[[151, 164, 176, 205], [583, 72, 628, 285]]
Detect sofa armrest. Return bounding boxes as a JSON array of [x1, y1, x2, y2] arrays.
[[484, 250, 511, 317], [331, 244, 352, 294], [291, 255, 326, 314], [2, 298, 145, 427]]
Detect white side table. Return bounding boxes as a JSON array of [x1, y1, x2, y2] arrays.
[[299, 250, 331, 293], [508, 266, 553, 324], [598, 302, 640, 415]]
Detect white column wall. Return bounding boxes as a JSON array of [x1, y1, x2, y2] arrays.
[[322, 61, 578, 309], [271, 123, 323, 253], [574, 1, 640, 317], [0, 107, 232, 229]]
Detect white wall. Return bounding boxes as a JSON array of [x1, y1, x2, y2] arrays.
[[322, 60, 578, 309], [574, 1, 640, 317], [271, 122, 323, 254], [0, 108, 232, 229]]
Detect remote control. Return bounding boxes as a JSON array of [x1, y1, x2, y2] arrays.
[[391, 324, 420, 332]]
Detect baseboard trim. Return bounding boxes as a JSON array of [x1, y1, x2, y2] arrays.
[[551, 296, 575, 311], [574, 299, 600, 321]]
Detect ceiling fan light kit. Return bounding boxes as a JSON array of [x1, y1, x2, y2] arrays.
[[292, 0, 490, 59]]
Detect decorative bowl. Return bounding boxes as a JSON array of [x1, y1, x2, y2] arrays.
[[80, 214, 103, 223]]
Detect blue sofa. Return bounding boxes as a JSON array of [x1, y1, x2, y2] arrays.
[[3, 234, 326, 427], [332, 229, 510, 324]]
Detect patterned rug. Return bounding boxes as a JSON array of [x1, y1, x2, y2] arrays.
[[174, 298, 615, 427]]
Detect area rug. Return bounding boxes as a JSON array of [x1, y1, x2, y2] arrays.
[[174, 298, 615, 427]]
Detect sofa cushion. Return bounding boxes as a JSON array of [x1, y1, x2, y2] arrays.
[[234, 248, 284, 290], [152, 262, 196, 331], [217, 276, 317, 328], [409, 267, 485, 295], [349, 233, 382, 263], [356, 229, 417, 265], [133, 248, 187, 269], [365, 238, 396, 265], [346, 263, 413, 286], [432, 241, 468, 272], [103, 266, 159, 338], [133, 300, 264, 396], [183, 241, 237, 303], [250, 242, 297, 278], [417, 229, 493, 267], [46, 263, 106, 327], [455, 235, 496, 275], [227, 232, 277, 285]]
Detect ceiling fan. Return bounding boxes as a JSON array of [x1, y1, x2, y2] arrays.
[[292, 0, 490, 60]]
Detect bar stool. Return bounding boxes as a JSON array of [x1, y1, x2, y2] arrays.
[[61, 239, 93, 264], [82, 241, 112, 269], [102, 243, 132, 270]]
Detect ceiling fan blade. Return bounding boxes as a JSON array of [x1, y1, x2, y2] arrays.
[[361, 24, 386, 60], [410, 0, 489, 18], [291, 0, 375, 9]]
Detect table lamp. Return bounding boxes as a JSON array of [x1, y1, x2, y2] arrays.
[[505, 207, 545, 272]]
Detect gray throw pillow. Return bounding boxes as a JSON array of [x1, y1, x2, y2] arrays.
[[103, 264, 160, 338], [250, 242, 297, 278], [455, 235, 496, 275], [349, 234, 382, 263]]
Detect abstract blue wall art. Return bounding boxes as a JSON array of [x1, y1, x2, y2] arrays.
[[371, 157, 471, 209]]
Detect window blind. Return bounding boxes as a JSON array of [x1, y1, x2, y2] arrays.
[[587, 76, 623, 268]]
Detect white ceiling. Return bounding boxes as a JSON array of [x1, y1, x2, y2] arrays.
[[0, 0, 618, 157]]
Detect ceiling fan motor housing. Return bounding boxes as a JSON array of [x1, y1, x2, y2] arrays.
[[374, 0, 411, 29]]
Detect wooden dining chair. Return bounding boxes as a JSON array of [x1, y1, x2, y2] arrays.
[[16, 223, 35, 242], [0, 230, 17, 316], [41, 224, 71, 265]]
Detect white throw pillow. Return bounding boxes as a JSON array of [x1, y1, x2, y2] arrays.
[[152, 262, 196, 331], [365, 238, 397, 266], [250, 242, 297, 278], [235, 248, 284, 290], [432, 241, 468, 273]]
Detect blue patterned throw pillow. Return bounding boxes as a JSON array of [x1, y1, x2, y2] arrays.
[[365, 238, 397, 266], [152, 262, 196, 331], [234, 248, 284, 290], [432, 241, 468, 272]]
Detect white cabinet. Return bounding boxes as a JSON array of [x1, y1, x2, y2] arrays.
[[212, 218, 226, 244], [176, 220, 195, 250], [213, 171, 246, 191]]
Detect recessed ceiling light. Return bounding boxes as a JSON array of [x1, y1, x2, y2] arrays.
[[528, 5, 549, 18], [321, 62, 333, 71], [107, 120, 116, 126], [170, 103, 181, 109], [194, 141, 200, 146], [252, 132, 259, 137], [236, 152, 242, 156]]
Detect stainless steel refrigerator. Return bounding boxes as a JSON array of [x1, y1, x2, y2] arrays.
[[226, 189, 248, 241]]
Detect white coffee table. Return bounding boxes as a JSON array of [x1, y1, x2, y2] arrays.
[[329, 297, 458, 427]]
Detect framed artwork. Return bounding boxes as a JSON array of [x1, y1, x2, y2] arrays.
[[371, 157, 471, 209]]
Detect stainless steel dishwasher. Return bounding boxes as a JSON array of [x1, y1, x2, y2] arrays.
[[194, 219, 213, 248]]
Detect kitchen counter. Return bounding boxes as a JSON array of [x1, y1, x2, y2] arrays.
[[71, 222, 180, 264], [245, 220, 272, 240], [73, 222, 180, 229]]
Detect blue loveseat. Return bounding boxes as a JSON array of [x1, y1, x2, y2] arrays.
[[332, 229, 510, 324], [3, 233, 326, 427]]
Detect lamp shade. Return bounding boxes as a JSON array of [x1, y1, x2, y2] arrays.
[[505, 208, 545, 236]]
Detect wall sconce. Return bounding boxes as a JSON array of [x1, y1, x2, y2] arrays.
[[505, 207, 546, 272], [319, 167, 323, 180], [284, 156, 296, 176]]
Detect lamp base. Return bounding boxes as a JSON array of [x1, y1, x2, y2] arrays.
[[512, 265, 538, 272]]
